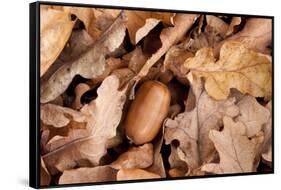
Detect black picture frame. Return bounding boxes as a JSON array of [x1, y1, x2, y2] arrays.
[[30, 1, 274, 189]]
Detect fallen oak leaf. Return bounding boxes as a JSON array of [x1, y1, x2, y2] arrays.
[[215, 18, 272, 56], [168, 143, 188, 174], [111, 143, 153, 170], [236, 95, 270, 137], [40, 105, 88, 153], [63, 6, 95, 37], [91, 8, 121, 38], [41, 104, 86, 128], [164, 90, 239, 170], [40, 158, 51, 186], [40, 6, 76, 77], [72, 83, 91, 110], [40, 29, 95, 86], [125, 46, 149, 73], [43, 75, 128, 174], [147, 127, 166, 177], [137, 14, 198, 78], [225, 17, 242, 37], [117, 168, 161, 181], [206, 15, 229, 36], [201, 117, 264, 174], [184, 41, 272, 100], [163, 45, 193, 85], [262, 101, 272, 163], [59, 166, 117, 184], [40, 12, 127, 103], [125, 11, 175, 44]]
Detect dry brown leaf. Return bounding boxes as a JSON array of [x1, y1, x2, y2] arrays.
[[206, 15, 229, 36], [147, 128, 166, 177], [201, 117, 264, 174], [168, 168, 186, 177], [40, 29, 95, 86], [262, 101, 272, 162], [184, 41, 272, 100], [59, 166, 117, 184], [72, 83, 90, 110], [60, 30, 94, 63], [168, 145, 188, 173], [63, 7, 94, 35], [91, 8, 121, 38], [41, 104, 86, 128], [184, 16, 226, 54], [117, 168, 161, 181], [163, 45, 193, 85], [43, 75, 128, 174], [125, 11, 175, 44], [225, 17, 242, 36], [164, 90, 239, 170], [236, 95, 270, 137], [111, 143, 153, 170], [40, 12, 127, 103], [40, 6, 76, 77], [215, 18, 272, 56], [40, 158, 51, 186], [126, 47, 149, 73], [137, 14, 198, 78]]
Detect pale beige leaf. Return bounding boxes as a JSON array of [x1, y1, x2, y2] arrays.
[[43, 75, 128, 174], [184, 41, 272, 100], [236, 95, 270, 137], [111, 143, 153, 170], [164, 91, 239, 169], [40, 6, 76, 77], [41, 13, 127, 103], [41, 104, 86, 128], [215, 18, 272, 56], [201, 117, 264, 174], [59, 166, 117, 184]]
